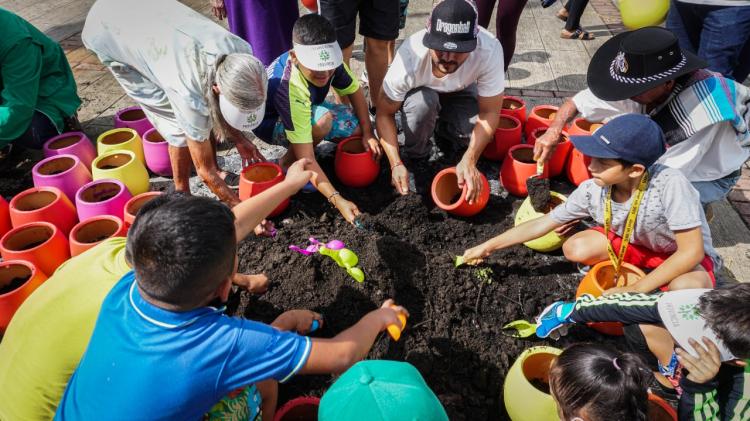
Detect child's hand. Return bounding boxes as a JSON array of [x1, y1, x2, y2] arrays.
[[676, 337, 722, 384], [335, 198, 361, 223], [603, 284, 639, 295], [272, 310, 324, 334], [285, 158, 316, 190], [462, 244, 490, 265], [379, 299, 409, 330], [253, 219, 276, 237], [361, 135, 382, 161]]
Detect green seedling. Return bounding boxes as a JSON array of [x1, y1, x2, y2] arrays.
[[501, 320, 538, 338], [474, 267, 494, 285]]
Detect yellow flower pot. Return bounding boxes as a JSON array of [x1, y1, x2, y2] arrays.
[[514, 191, 567, 252], [619, 0, 669, 29], [92, 150, 150, 196], [504, 346, 562, 421], [97, 128, 145, 165]]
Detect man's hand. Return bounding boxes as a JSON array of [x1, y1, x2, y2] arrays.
[[232, 273, 269, 294], [285, 158, 316, 190], [532, 129, 562, 163], [676, 337, 722, 384], [272, 310, 324, 334], [391, 163, 410, 195], [235, 137, 266, 167], [377, 299, 409, 330], [253, 219, 276, 237], [456, 157, 483, 204], [335, 197, 361, 223], [210, 0, 226, 20], [361, 134, 382, 161]]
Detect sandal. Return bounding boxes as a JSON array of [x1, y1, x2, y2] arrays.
[[561, 28, 595, 40]]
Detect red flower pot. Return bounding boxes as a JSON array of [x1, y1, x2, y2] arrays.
[[239, 163, 289, 217], [69, 215, 127, 257], [9, 187, 77, 236], [528, 128, 572, 178], [300, 0, 318, 12], [1, 222, 70, 276], [32, 154, 92, 203], [42, 132, 96, 170], [500, 96, 527, 126], [648, 393, 677, 421], [273, 397, 320, 421], [0, 197, 11, 240], [0, 260, 48, 332], [483, 115, 522, 161], [575, 261, 646, 335], [142, 128, 173, 176], [334, 136, 380, 188], [75, 179, 133, 221], [525, 105, 558, 141], [124, 191, 163, 229], [114, 106, 153, 137], [500, 145, 549, 197], [565, 118, 601, 185], [431, 167, 490, 217]]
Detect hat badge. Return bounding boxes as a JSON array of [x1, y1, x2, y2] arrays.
[[246, 113, 257, 124], [614, 51, 628, 74], [443, 41, 457, 50]]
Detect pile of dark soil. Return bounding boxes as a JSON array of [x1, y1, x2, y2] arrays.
[[234, 157, 617, 421], [0, 147, 37, 199]]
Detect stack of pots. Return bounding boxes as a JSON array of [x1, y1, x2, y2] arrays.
[[503, 346, 561, 421], [500, 145, 549, 197], [565, 118, 602, 186], [431, 167, 490, 217], [114, 106, 153, 137], [239, 163, 289, 217], [334, 136, 380, 188], [483, 115, 522, 161]]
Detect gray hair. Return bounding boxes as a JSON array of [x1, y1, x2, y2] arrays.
[[204, 53, 267, 141]]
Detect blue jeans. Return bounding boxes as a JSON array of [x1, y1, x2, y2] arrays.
[[691, 170, 742, 207], [666, 1, 750, 81]]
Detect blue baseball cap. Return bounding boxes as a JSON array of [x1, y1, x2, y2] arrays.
[[569, 114, 666, 168]]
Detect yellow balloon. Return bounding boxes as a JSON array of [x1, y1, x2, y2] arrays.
[[619, 0, 669, 29]]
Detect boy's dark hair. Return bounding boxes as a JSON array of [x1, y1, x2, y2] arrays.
[[699, 283, 750, 360], [614, 158, 637, 168], [549, 343, 651, 421], [292, 14, 337, 45], [125, 193, 237, 310]]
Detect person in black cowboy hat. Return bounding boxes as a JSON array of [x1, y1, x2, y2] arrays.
[[375, 0, 505, 202], [534, 26, 750, 213]]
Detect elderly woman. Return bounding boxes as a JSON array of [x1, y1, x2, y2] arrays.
[[82, 0, 267, 208]]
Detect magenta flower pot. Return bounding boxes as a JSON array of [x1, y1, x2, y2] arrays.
[[142, 128, 173, 176], [32, 154, 92, 203], [114, 106, 153, 137], [75, 179, 133, 221], [42, 132, 96, 169]]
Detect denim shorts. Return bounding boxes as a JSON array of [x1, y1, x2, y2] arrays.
[[691, 169, 742, 206]]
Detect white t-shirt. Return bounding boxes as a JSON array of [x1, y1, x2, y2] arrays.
[[572, 88, 749, 182], [82, 0, 253, 143], [382, 28, 505, 102]]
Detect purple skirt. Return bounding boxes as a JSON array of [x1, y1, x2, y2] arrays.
[[225, 0, 299, 66]]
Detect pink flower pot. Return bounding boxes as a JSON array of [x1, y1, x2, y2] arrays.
[[75, 179, 133, 221], [114, 106, 153, 137], [123, 191, 162, 229], [69, 215, 127, 257], [500, 145, 550, 197], [142, 128, 173, 176], [9, 187, 78, 236], [32, 154, 92, 203], [42, 132, 96, 169], [0, 260, 48, 332], [431, 167, 490, 217]]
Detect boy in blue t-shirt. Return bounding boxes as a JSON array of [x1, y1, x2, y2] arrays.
[[55, 185, 407, 420], [254, 14, 381, 225]]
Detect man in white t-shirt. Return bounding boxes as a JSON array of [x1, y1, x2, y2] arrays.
[[534, 27, 750, 210], [375, 0, 505, 202]]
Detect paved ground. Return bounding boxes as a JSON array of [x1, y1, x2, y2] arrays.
[[2, 0, 748, 281]]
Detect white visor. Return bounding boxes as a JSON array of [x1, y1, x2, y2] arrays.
[[292, 42, 343, 71], [219, 94, 265, 132], [657, 289, 736, 361]]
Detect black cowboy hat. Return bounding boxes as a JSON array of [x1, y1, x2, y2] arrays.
[[587, 27, 708, 101]]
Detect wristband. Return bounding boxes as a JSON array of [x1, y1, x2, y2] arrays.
[[327, 191, 340, 205]]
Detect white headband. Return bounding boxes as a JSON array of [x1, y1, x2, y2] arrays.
[[219, 94, 265, 132], [292, 42, 343, 71]]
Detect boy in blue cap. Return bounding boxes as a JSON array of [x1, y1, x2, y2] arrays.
[[462, 114, 716, 292]]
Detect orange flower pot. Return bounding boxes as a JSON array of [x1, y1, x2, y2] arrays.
[[0, 197, 11, 240], [500, 96, 527, 126], [483, 115, 522, 161], [9, 187, 78, 236], [575, 261, 646, 335], [567, 118, 603, 137], [565, 118, 601, 185], [528, 128, 572, 178], [239, 163, 289, 218], [334, 136, 380, 188], [69, 215, 127, 257], [431, 167, 490, 217], [500, 145, 549, 197], [124, 191, 163, 229], [1, 222, 70, 276], [525, 105, 558, 142], [0, 260, 48, 332], [648, 393, 677, 421]]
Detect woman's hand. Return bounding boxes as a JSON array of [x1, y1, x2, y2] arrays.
[[335, 197, 361, 223]]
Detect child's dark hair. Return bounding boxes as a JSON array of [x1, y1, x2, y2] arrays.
[[125, 193, 236, 310], [699, 283, 750, 359], [549, 343, 651, 421], [292, 14, 337, 45]]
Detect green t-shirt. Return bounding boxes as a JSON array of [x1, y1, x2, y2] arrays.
[[0, 7, 81, 145], [0, 237, 129, 420]]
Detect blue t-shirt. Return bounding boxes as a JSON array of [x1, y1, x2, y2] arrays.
[[55, 272, 311, 420]]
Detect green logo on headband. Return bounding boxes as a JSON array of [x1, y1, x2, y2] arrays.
[[678, 304, 700, 321], [246, 113, 257, 124], [319, 50, 330, 61]]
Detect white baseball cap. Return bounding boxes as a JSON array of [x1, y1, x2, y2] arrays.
[[292, 42, 343, 71], [219, 94, 265, 132], [657, 289, 736, 361]]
